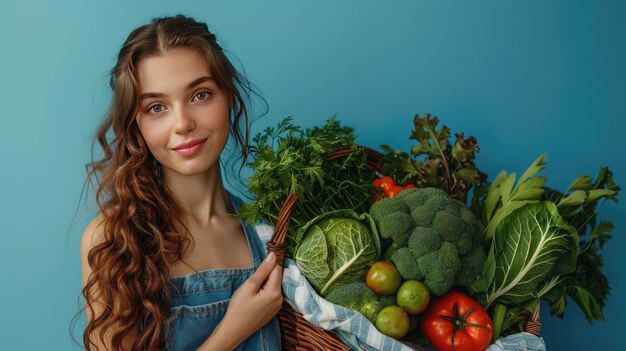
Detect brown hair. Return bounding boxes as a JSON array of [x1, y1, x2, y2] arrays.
[[75, 14, 260, 350]]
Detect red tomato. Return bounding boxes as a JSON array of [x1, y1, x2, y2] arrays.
[[420, 291, 493, 351]]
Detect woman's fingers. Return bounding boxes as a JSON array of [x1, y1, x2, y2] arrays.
[[261, 264, 283, 313], [262, 263, 283, 292], [247, 252, 276, 290]]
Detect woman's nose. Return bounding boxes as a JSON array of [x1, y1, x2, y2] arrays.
[[173, 106, 196, 134]]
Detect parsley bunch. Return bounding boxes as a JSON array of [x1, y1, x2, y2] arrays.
[[237, 116, 378, 256]]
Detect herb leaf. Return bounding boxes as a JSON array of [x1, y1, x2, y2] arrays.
[[380, 113, 487, 204], [237, 116, 378, 256]]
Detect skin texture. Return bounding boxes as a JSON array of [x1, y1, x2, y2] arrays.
[[81, 47, 283, 351], [135, 47, 231, 181]]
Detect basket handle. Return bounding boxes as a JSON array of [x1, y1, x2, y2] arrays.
[[327, 146, 384, 174], [266, 192, 297, 267], [523, 299, 541, 336]]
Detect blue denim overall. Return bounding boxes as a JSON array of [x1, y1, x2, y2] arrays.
[[163, 191, 281, 351]]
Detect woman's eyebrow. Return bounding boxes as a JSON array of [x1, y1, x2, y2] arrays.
[[140, 76, 214, 100], [186, 75, 214, 90]]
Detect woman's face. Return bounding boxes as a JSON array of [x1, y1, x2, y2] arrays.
[[135, 47, 231, 177]]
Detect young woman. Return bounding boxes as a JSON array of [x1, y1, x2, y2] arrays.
[[80, 15, 282, 351]]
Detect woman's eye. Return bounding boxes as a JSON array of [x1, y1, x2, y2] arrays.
[[148, 104, 164, 113], [195, 90, 211, 101]]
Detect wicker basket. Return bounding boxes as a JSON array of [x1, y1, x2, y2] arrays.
[[263, 146, 541, 350]]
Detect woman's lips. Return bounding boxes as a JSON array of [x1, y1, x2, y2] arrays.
[[173, 139, 207, 157]]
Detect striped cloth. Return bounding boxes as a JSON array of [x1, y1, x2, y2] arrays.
[[281, 256, 418, 351], [255, 222, 546, 351]]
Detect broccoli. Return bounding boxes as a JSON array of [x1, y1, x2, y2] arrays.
[[408, 226, 440, 258], [325, 281, 382, 323], [369, 197, 413, 245], [455, 241, 486, 286], [370, 187, 486, 296], [381, 240, 402, 261], [417, 242, 462, 295], [379, 295, 397, 309], [390, 247, 423, 281]]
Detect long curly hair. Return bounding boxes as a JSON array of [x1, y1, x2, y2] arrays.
[[77, 14, 259, 350]]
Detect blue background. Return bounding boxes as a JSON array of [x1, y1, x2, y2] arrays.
[[0, 0, 624, 350]]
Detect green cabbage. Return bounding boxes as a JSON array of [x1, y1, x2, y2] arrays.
[[294, 210, 381, 296], [470, 201, 579, 307]]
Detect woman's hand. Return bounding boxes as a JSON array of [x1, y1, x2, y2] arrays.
[[197, 252, 283, 350], [227, 251, 284, 332]]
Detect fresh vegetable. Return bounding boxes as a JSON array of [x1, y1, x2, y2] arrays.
[[366, 261, 403, 296], [324, 281, 397, 323], [469, 156, 619, 336], [420, 290, 493, 351], [370, 187, 486, 295], [240, 112, 619, 344], [540, 167, 620, 323], [381, 241, 402, 261], [379, 113, 487, 204], [237, 117, 379, 256], [471, 155, 548, 241], [375, 305, 410, 339], [396, 280, 430, 315], [294, 210, 381, 296], [470, 201, 578, 307], [368, 196, 414, 246], [470, 201, 579, 340], [372, 176, 416, 203]]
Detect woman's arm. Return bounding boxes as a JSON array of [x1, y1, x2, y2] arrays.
[[81, 215, 140, 350], [196, 252, 283, 351]]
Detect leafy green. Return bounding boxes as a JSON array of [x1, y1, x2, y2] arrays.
[[471, 157, 620, 333], [236, 116, 378, 255], [380, 113, 487, 204], [470, 201, 579, 307], [538, 167, 620, 322], [471, 155, 547, 241], [294, 210, 381, 296]]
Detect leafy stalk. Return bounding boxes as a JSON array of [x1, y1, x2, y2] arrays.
[[491, 304, 507, 342], [476, 155, 547, 241]]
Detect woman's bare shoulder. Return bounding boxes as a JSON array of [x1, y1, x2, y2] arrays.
[[81, 213, 106, 249], [81, 214, 107, 279]]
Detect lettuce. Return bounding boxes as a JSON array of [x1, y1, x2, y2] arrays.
[[294, 209, 381, 296]]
